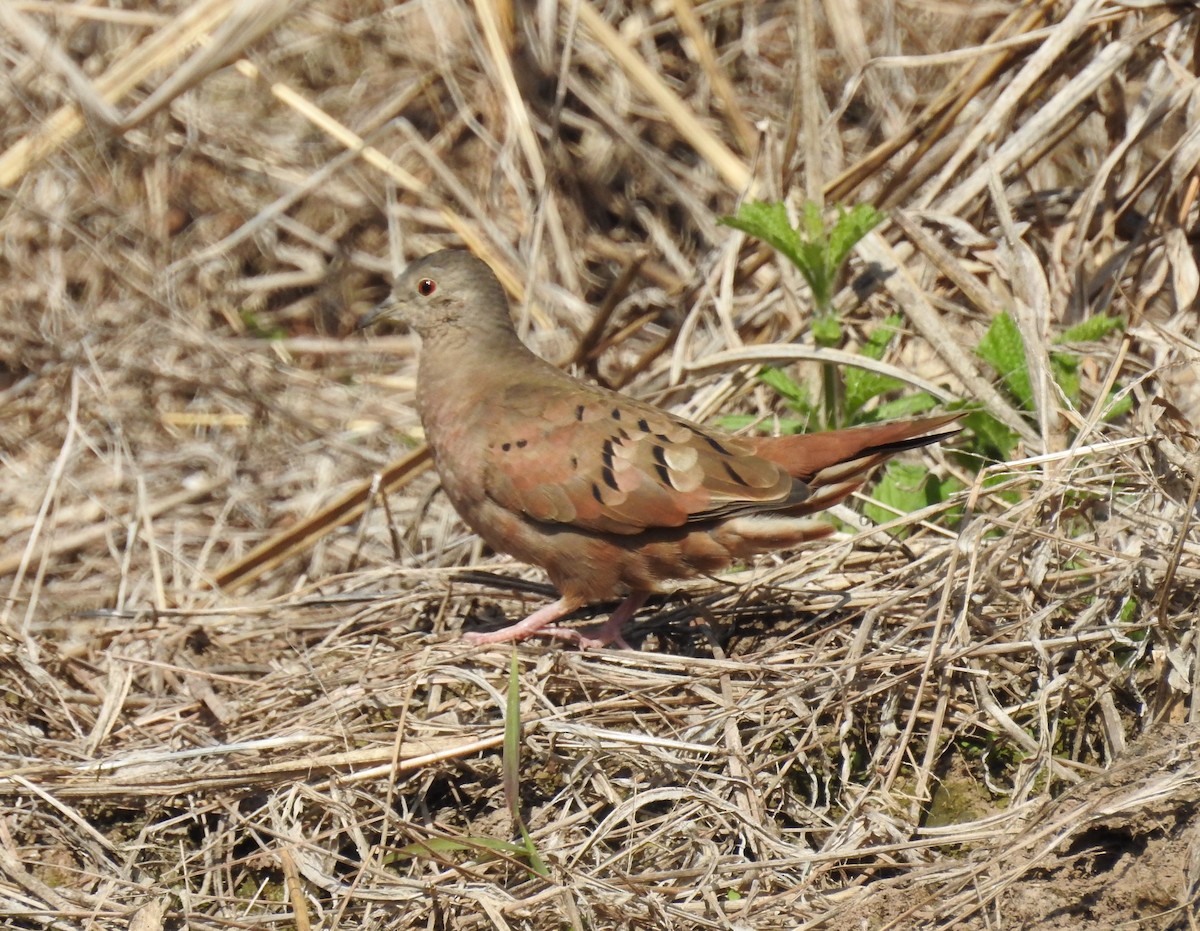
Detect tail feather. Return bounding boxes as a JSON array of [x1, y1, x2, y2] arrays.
[[751, 413, 961, 484]]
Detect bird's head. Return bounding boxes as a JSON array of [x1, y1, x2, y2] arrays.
[[356, 249, 513, 340]]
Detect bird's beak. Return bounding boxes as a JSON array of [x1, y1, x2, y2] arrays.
[[354, 298, 394, 332]]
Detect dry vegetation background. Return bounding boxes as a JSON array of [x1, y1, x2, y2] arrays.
[[3, 0, 1200, 928]]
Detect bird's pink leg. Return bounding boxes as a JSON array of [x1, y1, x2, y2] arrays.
[[463, 592, 651, 649], [544, 591, 649, 649], [462, 596, 583, 645]]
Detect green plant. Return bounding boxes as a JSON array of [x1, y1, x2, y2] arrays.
[[973, 309, 1130, 461], [720, 200, 884, 427], [502, 648, 549, 877], [239, 308, 288, 340], [713, 313, 962, 525], [393, 651, 548, 879], [720, 198, 1132, 526]]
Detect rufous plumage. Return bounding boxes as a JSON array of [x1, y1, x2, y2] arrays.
[[358, 250, 958, 647]]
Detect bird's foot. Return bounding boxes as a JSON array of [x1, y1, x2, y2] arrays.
[[541, 624, 632, 650], [542, 591, 649, 649], [462, 596, 580, 645], [463, 592, 650, 649]]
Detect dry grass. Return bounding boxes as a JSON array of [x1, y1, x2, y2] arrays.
[[3, 1, 1200, 928]]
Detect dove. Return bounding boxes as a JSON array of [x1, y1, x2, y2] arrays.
[[357, 250, 959, 648]]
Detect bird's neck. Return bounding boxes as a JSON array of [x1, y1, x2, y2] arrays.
[[415, 325, 543, 429]]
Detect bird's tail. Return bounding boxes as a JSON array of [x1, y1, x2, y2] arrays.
[[749, 413, 962, 515]]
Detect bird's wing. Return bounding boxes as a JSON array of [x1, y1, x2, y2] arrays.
[[480, 383, 807, 535]]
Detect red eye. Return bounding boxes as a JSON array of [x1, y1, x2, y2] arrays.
[[417, 278, 436, 296]]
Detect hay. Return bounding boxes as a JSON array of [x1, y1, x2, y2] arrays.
[[2, 1, 1199, 928]]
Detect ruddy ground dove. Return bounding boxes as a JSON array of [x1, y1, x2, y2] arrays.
[[358, 250, 959, 648]]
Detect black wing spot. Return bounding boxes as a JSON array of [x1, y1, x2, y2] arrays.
[[637, 417, 650, 433], [516, 439, 528, 448], [601, 464, 619, 491], [706, 435, 733, 455], [575, 404, 586, 421], [601, 438, 614, 469], [592, 483, 604, 503], [723, 462, 750, 487], [501, 442, 512, 452], [570, 455, 578, 470], [655, 432, 671, 442], [651, 444, 668, 466], [611, 407, 622, 420]]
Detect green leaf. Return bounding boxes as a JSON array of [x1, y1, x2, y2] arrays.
[[862, 461, 941, 535], [976, 311, 1033, 409], [504, 650, 521, 822], [393, 833, 548, 878], [397, 836, 530, 860], [843, 315, 904, 415], [517, 821, 551, 879], [811, 313, 842, 347], [844, 368, 902, 418], [720, 199, 884, 315], [240, 309, 287, 341], [860, 314, 903, 361], [771, 416, 812, 435], [1049, 351, 1080, 406], [981, 470, 1024, 506], [801, 200, 826, 242], [1058, 313, 1124, 344], [870, 391, 939, 421], [494, 651, 551, 878], [1102, 390, 1133, 421], [719, 201, 804, 271], [963, 411, 1019, 461], [827, 204, 885, 270], [757, 365, 808, 406], [712, 413, 761, 433]]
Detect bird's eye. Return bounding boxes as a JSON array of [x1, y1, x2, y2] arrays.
[[417, 278, 436, 297]]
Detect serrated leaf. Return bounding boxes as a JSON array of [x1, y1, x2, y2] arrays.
[[802, 200, 826, 242], [844, 316, 904, 415], [811, 314, 842, 347], [860, 314, 903, 361], [1058, 313, 1124, 343], [863, 461, 938, 535], [827, 204, 885, 270], [870, 391, 939, 420], [976, 311, 1033, 409], [757, 366, 807, 405], [844, 369, 903, 417], [1049, 351, 1080, 405], [719, 201, 803, 269], [963, 411, 1020, 461], [722, 199, 883, 314]]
